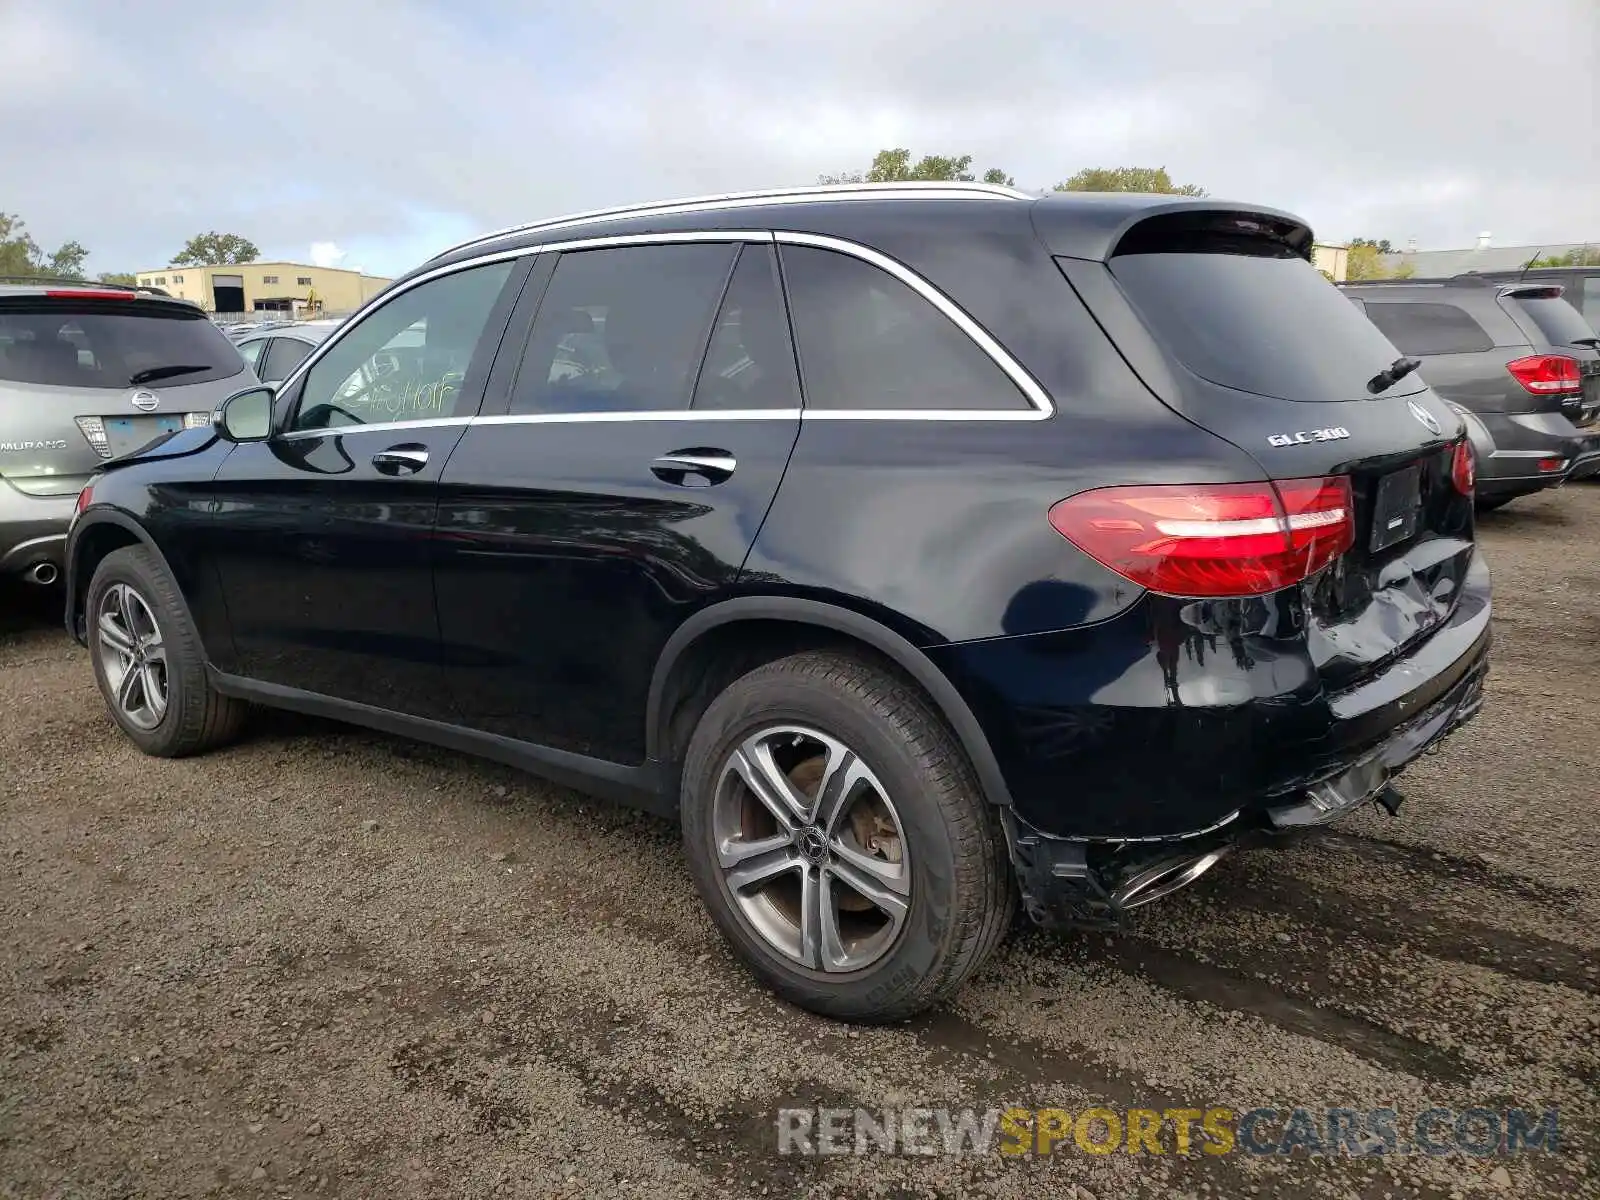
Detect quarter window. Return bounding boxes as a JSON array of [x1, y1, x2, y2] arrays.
[[509, 243, 736, 416], [1361, 302, 1494, 356], [779, 245, 1028, 411], [693, 245, 800, 410], [236, 338, 266, 369], [290, 260, 513, 432], [259, 336, 314, 383]]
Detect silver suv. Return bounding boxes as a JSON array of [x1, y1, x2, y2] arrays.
[[0, 280, 254, 584]]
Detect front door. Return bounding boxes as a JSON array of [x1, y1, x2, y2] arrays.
[[207, 257, 527, 716], [433, 239, 802, 762]]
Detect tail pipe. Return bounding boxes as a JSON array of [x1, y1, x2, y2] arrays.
[[1109, 847, 1233, 910], [23, 561, 59, 586]]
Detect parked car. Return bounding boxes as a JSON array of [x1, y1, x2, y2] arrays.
[[1343, 278, 1600, 507], [1357, 264, 1600, 332], [64, 184, 1490, 1021], [234, 322, 336, 385], [0, 279, 254, 585]]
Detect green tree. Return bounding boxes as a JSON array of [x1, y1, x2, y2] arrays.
[[1350, 237, 1395, 254], [171, 231, 259, 266], [97, 271, 139, 286], [0, 212, 90, 279], [1346, 243, 1391, 280], [1052, 166, 1206, 196], [819, 147, 1015, 187], [1526, 246, 1600, 268]]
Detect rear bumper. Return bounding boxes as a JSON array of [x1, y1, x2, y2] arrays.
[[0, 481, 75, 576], [929, 548, 1491, 843], [1470, 410, 1588, 497]]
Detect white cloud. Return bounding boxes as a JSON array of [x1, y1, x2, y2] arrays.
[[308, 242, 346, 269], [0, 0, 1594, 277]]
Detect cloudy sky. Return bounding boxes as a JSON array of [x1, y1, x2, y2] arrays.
[[2, 0, 1595, 278]]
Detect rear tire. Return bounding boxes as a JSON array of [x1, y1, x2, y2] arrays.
[[86, 545, 246, 757], [680, 650, 1015, 1022]]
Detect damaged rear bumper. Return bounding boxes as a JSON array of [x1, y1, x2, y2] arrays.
[[1004, 644, 1489, 928]]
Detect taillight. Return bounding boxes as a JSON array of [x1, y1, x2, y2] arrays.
[[75, 416, 112, 458], [44, 288, 134, 301], [1506, 354, 1581, 395], [1047, 477, 1354, 598], [74, 483, 94, 517], [1450, 439, 1475, 495]]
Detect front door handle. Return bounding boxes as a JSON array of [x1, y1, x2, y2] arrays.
[[372, 444, 429, 476], [651, 449, 736, 486]]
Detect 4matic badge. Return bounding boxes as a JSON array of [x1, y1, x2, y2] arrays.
[[1266, 426, 1351, 448]]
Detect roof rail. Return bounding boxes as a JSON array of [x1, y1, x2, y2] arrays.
[[431, 180, 1033, 262], [0, 274, 145, 291]]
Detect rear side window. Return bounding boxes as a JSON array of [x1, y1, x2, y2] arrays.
[[779, 245, 1029, 411], [1582, 278, 1600, 326], [0, 302, 245, 389], [1510, 295, 1598, 347], [1361, 302, 1494, 355], [260, 336, 315, 382], [693, 245, 800, 411], [1106, 252, 1425, 402], [510, 243, 736, 415]]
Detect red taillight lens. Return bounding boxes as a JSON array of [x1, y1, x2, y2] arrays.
[[1506, 354, 1581, 394], [1450, 439, 1475, 495], [73, 483, 94, 518], [1047, 477, 1354, 598]]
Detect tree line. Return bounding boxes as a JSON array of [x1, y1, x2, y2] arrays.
[[0, 214, 260, 285]]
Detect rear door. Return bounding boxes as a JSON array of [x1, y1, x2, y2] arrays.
[[432, 237, 802, 762], [0, 290, 249, 499], [1060, 224, 1474, 690]]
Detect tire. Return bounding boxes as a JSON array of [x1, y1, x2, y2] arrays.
[[680, 650, 1015, 1022], [86, 545, 246, 757]]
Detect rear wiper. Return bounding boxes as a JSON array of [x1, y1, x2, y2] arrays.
[[1367, 356, 1422, 395], [128, 364, 210, 386], [1569, 336, 1600, 349]]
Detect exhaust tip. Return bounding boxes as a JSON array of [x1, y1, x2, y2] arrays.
[[1111, 847, 1232, 911], [23, 561, 59, 586]]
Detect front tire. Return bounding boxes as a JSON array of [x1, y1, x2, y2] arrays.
[[680, 651, 1015, 1022], [86, 545, 245, 757]]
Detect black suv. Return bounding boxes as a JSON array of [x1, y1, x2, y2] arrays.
[[64, 185, 1490, 1022], [1343, 278, 1600, 507]]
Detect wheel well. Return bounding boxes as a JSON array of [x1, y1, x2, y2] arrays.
[[68, 522, 141, 635], [654, 619, 917, 769]]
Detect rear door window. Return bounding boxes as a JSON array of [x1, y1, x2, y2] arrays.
[[0, 301, 245, 389], [780, 245, 1029, 411], [1106, 251, 1425, 402], [509, 243, 736, 415], [1361, 302, 1495, 355], [1509, 294, 1599, 347]]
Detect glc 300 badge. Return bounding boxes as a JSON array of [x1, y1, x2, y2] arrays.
[[1267, 426, 1350, 447]]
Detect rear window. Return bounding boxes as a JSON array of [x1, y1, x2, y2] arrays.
[[0, 300, 244, 389], [1360, 301, 1494, 355], [1106, 251, 1425, 403], [1509, 295, 1598, 347]]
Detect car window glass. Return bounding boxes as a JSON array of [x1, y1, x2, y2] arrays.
[[236, 338, 266, 369], [291, 261, 513, 431], [509, 243, 735, 416], [780, 245, 1028, 411], [0, 303, 245, 389], [1511, 295, 1597, 347], [259, 336, 314, 383], [1360, 302, 1494, 356], [692, 245, 800, 411]]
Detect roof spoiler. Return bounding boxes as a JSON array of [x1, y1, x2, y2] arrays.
[[1496, 282, 1565, 300]]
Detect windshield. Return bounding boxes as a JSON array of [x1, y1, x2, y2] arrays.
[[1510, 295, 1598, 347], [0, 300, 245, 389], [1106, 251, 1427, 403]]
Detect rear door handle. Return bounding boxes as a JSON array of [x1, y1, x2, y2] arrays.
[[651, 449, 736, 486], [372, 444, 429, 475]]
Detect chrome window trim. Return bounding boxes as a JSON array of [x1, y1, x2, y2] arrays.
[[436, 182, 1031, 260], [273, 226, 1055, 436], [279, 416, 474, 441]]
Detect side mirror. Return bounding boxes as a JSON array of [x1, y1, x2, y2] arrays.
[[213, 386, 275, 443]]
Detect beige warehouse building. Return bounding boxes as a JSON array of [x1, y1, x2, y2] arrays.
[[133, 262, 393, 316]]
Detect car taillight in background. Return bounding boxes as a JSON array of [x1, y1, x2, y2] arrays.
[[1451, 439, 1475, 496], [1506, 354, 1581, 395], [1047, 476, 1354, 598], [73, 482, 94, 522], [183, 411, 212, 429], [74, 416, 112, 458]]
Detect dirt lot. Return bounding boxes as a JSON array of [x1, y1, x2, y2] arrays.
[[3, 487, 1598, 1200]]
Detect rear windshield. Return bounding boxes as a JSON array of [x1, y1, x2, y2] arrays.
[[1106, 251, 1426, 402], [1509, 295, 1598, 347], [0, 300, 245, 389]]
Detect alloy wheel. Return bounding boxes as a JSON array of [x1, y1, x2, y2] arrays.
[[95, 582, 169, 731], [711, 724, 911, 973]]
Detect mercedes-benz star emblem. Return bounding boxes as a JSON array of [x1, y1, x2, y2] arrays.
[[1406, 399, 1441, 436], [130, 390, 161, 412]]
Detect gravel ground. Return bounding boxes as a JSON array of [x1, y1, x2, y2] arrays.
[[2, 486, 1598, 1200]]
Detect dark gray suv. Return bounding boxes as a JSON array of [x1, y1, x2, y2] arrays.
[[1343, 278, 1600, 508]]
